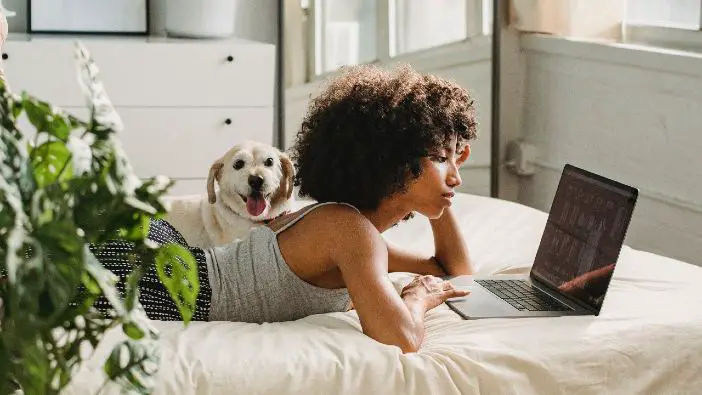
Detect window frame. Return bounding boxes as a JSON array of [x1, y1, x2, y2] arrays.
[[305, 0, 489, 83], [623, 24, 702, 53], [622, 0, 702, 53]]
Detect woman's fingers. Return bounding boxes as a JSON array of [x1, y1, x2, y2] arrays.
[[447, 289, 470, 298], [439, 280, 469, 299], [406, 276, 469, 300]]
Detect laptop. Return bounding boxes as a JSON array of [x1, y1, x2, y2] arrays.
[[446, 164, 638, 319]]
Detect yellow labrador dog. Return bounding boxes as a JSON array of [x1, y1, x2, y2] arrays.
[[165, 140, 295, 249]]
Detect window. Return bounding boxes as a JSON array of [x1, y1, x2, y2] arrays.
[[315, 0, 377, 74], [305, 0, 490, 80], [392, 0, 468, 55], [626, 0, 701, 29], [483, 0, 493, 35], [623, 0, 702, 53]]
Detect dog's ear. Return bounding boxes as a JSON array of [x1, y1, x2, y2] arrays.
[[272, 152, 295, 204], [207, 160, 224, 204]]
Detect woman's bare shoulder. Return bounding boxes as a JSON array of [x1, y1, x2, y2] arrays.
[[305, 205, 388, 266], [269, 202, 375, 240], [306, 203, 369, 230]]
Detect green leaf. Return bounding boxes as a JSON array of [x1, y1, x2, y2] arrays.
[[0, 114, 35, 199], [22, 94, 54, 137], [103, 339, 159, 395], [22, 93, 73, 142], [11, 99, 23, 120], [33, 220, 84, 322], [80, 271, 101, 296], [122, 321, 145, 340], [124, 264, 144, 312], [0, 340, 19, 395], [154, 244, 200, 324], [30, 140, 73, 187], [15, 337, 51, 394], [0, 85, 22, 134], [50, 114, 74, 142]]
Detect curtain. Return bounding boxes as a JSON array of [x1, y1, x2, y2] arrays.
[[509, 0, 626, 40]]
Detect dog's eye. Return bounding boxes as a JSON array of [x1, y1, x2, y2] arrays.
[[233, 160, 245, 170], [264, 158, 274, 167]]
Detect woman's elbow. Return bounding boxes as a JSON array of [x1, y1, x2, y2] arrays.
[[395, 331, 423, 354], [433, 256, 473, 276], [451, 266, 473, 276], [367, 329, 422, 353], [449, 259, 474, 276], [399, 341, 420, 354]]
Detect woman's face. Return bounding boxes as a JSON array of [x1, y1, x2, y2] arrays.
[[401, 136, 470, 219]]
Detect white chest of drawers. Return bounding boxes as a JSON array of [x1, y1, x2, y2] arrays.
[[2, 35, 276, 196]]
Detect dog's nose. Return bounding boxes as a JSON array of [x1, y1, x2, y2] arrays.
[[248, 175, 264, 191]]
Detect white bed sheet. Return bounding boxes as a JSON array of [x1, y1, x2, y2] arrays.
[[65, 194, 702, 395]]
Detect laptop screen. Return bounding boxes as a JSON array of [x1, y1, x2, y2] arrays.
[[530, 165, 638, 312]]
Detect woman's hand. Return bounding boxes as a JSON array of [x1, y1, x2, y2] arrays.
[[400, 275, 469, 311]]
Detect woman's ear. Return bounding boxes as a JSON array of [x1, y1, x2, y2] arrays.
[[207, 160, 224, 204], [457, 144, 471, 166]]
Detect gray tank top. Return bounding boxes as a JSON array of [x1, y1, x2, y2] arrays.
[[204, 201, 356, 323]]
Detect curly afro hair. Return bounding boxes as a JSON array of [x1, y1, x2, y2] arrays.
[[289, 63, 478, 211]]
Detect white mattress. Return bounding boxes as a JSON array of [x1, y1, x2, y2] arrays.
[[65, 194, 702, 394]]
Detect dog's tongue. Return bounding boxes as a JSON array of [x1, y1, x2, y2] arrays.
[[246, 193, 267, 217]]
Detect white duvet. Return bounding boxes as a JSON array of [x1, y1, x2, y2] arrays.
[[65, 194, 702, 395]]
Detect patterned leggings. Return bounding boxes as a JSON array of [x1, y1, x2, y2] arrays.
[[88, 219, 212, 321]]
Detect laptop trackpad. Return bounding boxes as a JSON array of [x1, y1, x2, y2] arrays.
[[446, 276, 517, 318]]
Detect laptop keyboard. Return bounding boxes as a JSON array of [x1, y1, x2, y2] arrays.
[[476, 279, 572, 312]]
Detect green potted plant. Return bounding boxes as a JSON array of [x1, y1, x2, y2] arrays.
[[0, 42, 199, 394]]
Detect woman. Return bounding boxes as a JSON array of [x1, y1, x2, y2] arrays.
[[93, 64, 477, 353]]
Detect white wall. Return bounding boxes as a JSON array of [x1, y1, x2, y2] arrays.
[[518, 35, 702, 266], [284, 38, 494, 197]]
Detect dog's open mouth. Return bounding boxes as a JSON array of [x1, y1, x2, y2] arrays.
[[239, 192, 271, 217]]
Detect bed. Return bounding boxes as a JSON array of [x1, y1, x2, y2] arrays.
[[64, 193, 702, 394]]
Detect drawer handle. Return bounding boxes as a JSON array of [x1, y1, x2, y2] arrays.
[[224, 118, 232, 125], [1, 53, 8, 60], [226, 55, 234, 62]]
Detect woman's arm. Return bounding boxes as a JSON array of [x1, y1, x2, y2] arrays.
[[386, 206, 473, 276], [326, 208, 465, 353], [428, 206, 473, 275], [386, 241, 448, 276]]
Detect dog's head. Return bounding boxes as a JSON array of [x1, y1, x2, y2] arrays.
[[207, 140, 295, 220]]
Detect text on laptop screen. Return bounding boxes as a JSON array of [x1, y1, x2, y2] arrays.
[[531, 166, 637, 311]]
